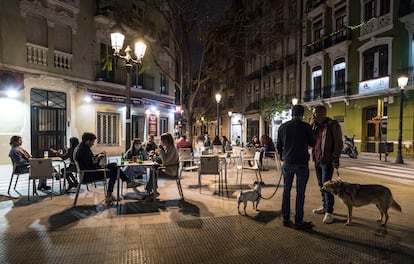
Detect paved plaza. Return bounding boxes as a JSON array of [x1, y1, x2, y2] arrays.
[[0, 154, 413, 263]]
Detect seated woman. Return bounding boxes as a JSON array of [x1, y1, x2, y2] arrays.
[[145, 133, 179, 197], [123, 138, 148, 181], [9, 135, 50, 190], [260, 134, 276, 170], [50, 137, 80, 192]]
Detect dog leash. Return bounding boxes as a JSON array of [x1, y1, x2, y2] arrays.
[[259, 161, 283, 200]]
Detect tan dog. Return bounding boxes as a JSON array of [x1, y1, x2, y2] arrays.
[[237, 181, 264, 216], [322, 179, 402, 226]]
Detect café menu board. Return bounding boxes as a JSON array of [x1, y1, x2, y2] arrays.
[[148, 114, 158, 136]]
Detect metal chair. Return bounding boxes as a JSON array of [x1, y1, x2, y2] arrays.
[[28, 158, 58, 200], [73, 160, 108, 207], [198, 155, 221, 194], [263, 151, 282, 171], [236, 151, 262, 185], [8, 159, 29, 196], [178, 148, 198, 179]]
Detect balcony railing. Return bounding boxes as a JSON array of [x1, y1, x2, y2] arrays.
[[304, 28, 351, 57], [26, 43, 48, 66], [245, 100, 259, 112], [361, 13, 392, 36], [54, 50, 72, 70], [303, 82, 352, 102]]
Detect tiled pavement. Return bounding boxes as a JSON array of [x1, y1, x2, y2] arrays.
[[0, 154, 413, 263]]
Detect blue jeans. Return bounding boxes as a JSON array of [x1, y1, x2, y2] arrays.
[[314, 161, 334, 213], [281, 163, 309, 224]]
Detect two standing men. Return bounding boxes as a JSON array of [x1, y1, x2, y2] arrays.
[[277, 104, 342, 229]]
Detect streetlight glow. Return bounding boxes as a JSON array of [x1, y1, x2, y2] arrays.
[[215, 92, 221, 136], [215, 93, 222, 103], [396, 75, 409, 164], [110, 22, 146, 151]]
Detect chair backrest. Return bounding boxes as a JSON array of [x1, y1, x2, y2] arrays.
[[199, 156, 219, 174], [254, 151, 261, 161], [242, 147, 256, 159], [231, 146, 242, 157], [178, 148, 193, 161], [74, 159, 81, 174], [29, 158, 54, 180]]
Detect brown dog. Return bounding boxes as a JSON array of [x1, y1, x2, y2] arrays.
[[322, 179, 402, 226]]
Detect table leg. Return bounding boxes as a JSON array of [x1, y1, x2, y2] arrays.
[[116, 167, 120, 207], [152, 167, 157, 202]]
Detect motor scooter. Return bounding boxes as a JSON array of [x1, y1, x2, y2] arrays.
[[342, 135, 358, 158]]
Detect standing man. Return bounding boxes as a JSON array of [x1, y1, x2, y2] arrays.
[[277, 105, 315, 230], [310, 105, 343, 224]]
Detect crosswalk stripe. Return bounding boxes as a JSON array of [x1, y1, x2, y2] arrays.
[[344, 166, 414, 180], [365, 162, 414, 172]]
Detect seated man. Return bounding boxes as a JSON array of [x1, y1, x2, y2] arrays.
[[176, 135, 193, 151], [74, 132, 140, 204]]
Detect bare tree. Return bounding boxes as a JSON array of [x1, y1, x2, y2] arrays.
[[144, 0, 243, 142]]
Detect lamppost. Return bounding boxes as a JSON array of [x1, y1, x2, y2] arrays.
[[110, 23, 146, 151], [396, 76, 408, 164], [215, 93, 221, 136], [228, 111, 232, 141]]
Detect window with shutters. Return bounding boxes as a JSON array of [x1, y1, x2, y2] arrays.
[[97, 112, 120, 146]]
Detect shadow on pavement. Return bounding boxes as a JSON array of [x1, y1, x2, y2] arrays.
[[47, 205, 103, 230]]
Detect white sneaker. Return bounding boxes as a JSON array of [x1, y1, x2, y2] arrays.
[[312, 207, 325, 214], [322, 213, 334, 224]]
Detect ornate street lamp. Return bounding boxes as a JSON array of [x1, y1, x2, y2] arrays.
[[396, 76, 408, 164], [215, 93, 222, 137], [110, 23, 146, 150]]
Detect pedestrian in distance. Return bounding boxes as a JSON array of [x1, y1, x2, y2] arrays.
[[277, 104, 315, 230], [310, 104, 343, 224]]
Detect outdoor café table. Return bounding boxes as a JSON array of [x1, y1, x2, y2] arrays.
[[116, 160, 160, 205]]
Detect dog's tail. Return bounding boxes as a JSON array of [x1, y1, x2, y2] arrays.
[[391, 199, 402, 212]]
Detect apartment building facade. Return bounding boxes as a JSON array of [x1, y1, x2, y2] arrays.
[[0, 0, 175, 164], [302, 0, 413, 155]]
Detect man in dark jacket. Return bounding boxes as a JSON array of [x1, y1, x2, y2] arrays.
[[74, 132, 140, 204], [310, 105, 343, 224], [277, 104, 315, 229]]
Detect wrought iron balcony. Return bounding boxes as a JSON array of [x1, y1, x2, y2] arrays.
[[303, 82, 352, 102], [304, 28, 351, 57]]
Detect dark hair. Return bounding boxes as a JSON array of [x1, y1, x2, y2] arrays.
[[9, 135, 21, 147], [181, 135, 187, 140], [160, 133, 174, 145], [81, 132, 97, 143], [69, 137, 79, 148], [314, 105, 327, 113], [292, 105, 305, 117]]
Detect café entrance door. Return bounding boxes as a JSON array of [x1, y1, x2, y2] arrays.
[[30, 88, 67, 158]]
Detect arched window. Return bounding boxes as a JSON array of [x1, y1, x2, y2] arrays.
[[312, 66, 322, 99], [333, 58, 346, 95]]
